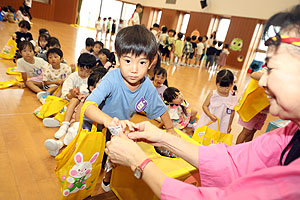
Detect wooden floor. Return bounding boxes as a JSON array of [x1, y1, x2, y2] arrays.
[[0, 19, 277, 199]]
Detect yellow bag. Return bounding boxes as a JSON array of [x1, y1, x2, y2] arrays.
[[111, 128, 199, 200], [192, 119, 233, 146], [6, 66, 21, 75], [0, 38, 17, 60], [235, 78, 269, 122], [0, 80, 17, 89], [55, 101, 106, 200], [35, 96, 69, 119]]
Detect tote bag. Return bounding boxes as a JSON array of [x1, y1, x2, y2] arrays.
[[55, 101, 106, 200], [235, 78, 269, 122], [192, 119, 233, 146]]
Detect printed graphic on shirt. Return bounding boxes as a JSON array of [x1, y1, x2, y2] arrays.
[[34, 68, 42, 75], [135, 97, 148, 112], [226, 108, 233, 115]]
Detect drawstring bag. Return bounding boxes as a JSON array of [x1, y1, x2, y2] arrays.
[[235, 78, 269, 122], [192, 119, 233, 146], [34, 96, 69, 119], [0, 38, 17, 60], [0, 80, 17, 89], [55, 101, 106, 200]]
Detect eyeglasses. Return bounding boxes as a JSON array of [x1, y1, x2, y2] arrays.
[[265, 34, 300, 47]]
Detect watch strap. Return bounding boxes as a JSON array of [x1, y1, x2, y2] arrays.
[[138, 158, 152, 171]]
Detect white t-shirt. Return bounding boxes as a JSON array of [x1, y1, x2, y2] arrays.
[[25, 0, 32, 7], [17, 57, 47, 77], [196, 42, 204, 55], [151, 29, 159, 43], [42, 63, 72, 82], [130, 12, 140, 25], [95, 20, 101, 30], [61, 72, 89, 99]]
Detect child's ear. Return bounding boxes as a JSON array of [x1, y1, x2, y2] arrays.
[[89, 86, 95, 92]]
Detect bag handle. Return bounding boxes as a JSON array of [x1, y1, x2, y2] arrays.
[[78, 101, 99, 132], [205, 118, 220, 132]]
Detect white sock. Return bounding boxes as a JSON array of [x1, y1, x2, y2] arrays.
[[54, 121, 70, 139]]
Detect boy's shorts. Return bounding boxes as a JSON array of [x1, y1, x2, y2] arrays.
[[238, 112, 268, 130], [195, 54, 202, 61], [173, 53, 182, 57], [188, 53, 194, 59]]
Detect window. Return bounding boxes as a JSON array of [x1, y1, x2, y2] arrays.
[[79, 0, 101, 28], [100, 0, 123, 21], [121, 3, 136, 22], [156, 10, 162, 24], [215, 18, 231, 42], [180, 14, 190, 34]]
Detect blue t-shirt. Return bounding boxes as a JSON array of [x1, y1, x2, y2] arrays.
[[86, 68, 167, 122]]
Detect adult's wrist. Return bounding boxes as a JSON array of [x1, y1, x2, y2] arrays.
[[129, 151, 149, 171]]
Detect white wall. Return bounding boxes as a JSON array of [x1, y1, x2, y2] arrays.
[[122, 0, 300, 19]]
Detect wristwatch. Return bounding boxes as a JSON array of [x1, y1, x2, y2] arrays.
[[133, 158, 152, 179]]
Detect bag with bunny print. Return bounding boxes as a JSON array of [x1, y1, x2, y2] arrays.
[[55, 101, 106, 200]]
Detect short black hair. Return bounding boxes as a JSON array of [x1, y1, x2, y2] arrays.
[[198, 36, 203, 42], [204, 36, 208, 40], [94, 41, 104, 48], [216, 69, 234, 87], [18, 20, 31, 30], [78, 53, 97, 69], [186, 36, 191, 42], [47, 48, 63, 58], [39, 28, 49, 36], [177, 32, 183, 39], [86, 37, 94, 47], [115, 25, 157, 62], [99, 48, 111, 59], [224, 44, 229, 48], [162, 26, 168, 33], [87, 67, 108, 93], [163, 87, 180, 103], [154, 66, 167, 76], [213, 40, 217, 45], [217, 41, 223, 47], [136, 3, 143, 8], [153, 23, 159, 28], [168, 29, 176, 35], [191, 35, 197, 40], [47, 37, 61, 48], [104, 18, 107, 20], [19, 41, 34, 52], [108, 17, 112, 20]]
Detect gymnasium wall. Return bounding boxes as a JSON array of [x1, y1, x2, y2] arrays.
[[0, 0, 78, 24]]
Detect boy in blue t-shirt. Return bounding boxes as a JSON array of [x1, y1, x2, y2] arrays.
[[84, 25, 175, 191]]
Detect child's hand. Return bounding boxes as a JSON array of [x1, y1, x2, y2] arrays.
[[107, 117, 138, 135], [227, 126, 232, 133], [17, 82, 26, 88], [58, 79, 64, 85], [209, 114, 218, 122], [69, 87, 80, 98]]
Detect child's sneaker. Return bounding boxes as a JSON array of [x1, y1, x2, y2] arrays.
[[37, 91, 49, 100], [101, 180, 111, 192], [44, 139, 63, 156], [54, 121, 70, 139], [43, 118, 61, 127]]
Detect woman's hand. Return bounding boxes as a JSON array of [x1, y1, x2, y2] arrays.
[[105, 117, 138, 134], [105, 134, 148, 171], [128, 121, 167, 147]]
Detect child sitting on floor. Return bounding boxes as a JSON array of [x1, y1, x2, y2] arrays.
[[152, 67, 168, 99], [44, 68, 108, 156], [16, 41, 48, 96], [37, 48, 72, 100], [163, 87, 198, 130], [80, 37, 94, 54], [42, 53, 96, 136]]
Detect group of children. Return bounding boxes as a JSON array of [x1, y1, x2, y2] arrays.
[[95, 17, 125, 41], [0, 5, 30, 23], [8, 18, 269, 193], [151, 24, 230, 69]]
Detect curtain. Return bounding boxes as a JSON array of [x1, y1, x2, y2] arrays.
[[76, 0, 83, 25]]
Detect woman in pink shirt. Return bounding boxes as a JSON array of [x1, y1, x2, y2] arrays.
[[105, 5, 300, 199]]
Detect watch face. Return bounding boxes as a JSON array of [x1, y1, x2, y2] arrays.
[[134, 168, 142, 179]]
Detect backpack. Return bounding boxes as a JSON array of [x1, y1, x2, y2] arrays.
[[184, 42, 194, 54]]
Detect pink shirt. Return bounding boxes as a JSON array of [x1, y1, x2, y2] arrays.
[[161, 122, 300, 199]]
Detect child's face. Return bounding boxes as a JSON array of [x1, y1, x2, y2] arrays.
[[78, 66, 93, 79], [153, 73, 166, 87], [19, 27, 28, 33], [48, 53, 62, 67], [216, 83, 232, 96], [39, 37, 47, 48], [172, 92, 184, 105], [119, 53, 151, 87], [168, 32, 174, 37], [21, 46, 34, 61], [99, 53, 107, 65], [93, 44, 102, 55]]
